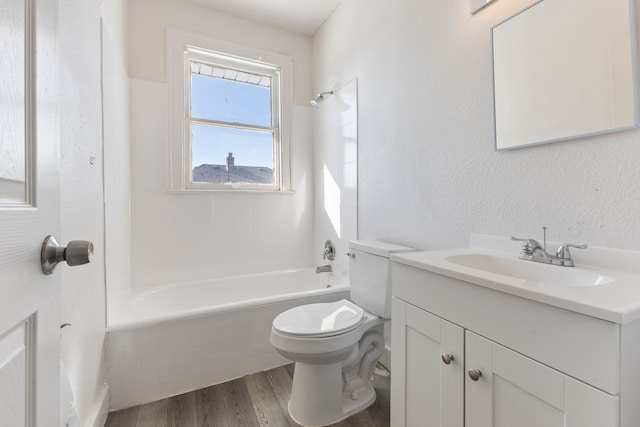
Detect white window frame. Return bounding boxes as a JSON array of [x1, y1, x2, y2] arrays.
[[168, 30, 293, 192]]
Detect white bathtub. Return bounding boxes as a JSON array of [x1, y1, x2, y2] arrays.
[[106, 268, 349, 410]]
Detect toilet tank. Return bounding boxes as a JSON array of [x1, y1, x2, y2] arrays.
[[349, 240, 414, 318]]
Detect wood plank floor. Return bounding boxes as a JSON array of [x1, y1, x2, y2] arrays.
[[105, 363, 390, 427]]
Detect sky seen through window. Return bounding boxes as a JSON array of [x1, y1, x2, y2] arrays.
[[191, 73, 274, 169]]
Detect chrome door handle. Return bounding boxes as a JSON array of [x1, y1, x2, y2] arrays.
[[41, 235, 94, 275]]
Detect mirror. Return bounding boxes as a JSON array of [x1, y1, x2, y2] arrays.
[[471, 0, 497, 14], [492, 0, 639, 150]]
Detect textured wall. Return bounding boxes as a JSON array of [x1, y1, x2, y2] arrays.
[[314, 0, 640, 252]]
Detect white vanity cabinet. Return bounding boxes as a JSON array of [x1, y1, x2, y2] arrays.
[[464, 330, 617, 427], [390, 298, 464, 427], [390, 259, 640, 427]]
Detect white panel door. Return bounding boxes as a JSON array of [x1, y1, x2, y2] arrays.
[[0, 0, 61, 425], [465, 331, 619, 427], [391, 298, 464, 427]]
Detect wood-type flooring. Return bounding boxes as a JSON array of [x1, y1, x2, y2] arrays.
[[105, 363, 390, 427]]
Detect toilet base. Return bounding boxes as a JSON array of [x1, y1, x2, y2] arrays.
[[288, 361, 377, 427], [286, 327, 384, 427]]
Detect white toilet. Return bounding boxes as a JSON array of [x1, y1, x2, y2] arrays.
[[270, 240, 413, 426]]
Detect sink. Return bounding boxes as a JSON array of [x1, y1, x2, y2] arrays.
[[390, 234, 640, 323], [445, 253, 614, 287]]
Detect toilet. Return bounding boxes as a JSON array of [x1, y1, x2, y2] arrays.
[[270, 240, 413, 426]]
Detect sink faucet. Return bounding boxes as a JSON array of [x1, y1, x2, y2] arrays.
[[511, 230, 587, 267], [316, 264, 332, 274]]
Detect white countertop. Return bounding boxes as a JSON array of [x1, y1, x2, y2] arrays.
[[390, 234, 640, 325]]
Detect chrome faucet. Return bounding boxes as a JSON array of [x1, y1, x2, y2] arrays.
[[315, 264, 332, 274], [511, 229, 587, 267]]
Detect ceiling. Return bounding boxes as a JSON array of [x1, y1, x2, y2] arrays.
[[183, 0, 343, 35]]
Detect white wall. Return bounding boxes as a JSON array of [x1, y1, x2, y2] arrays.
[[126, 0, 316, 289], [58, 0, 109, 424], [314, 0, 640, 252], [102, 0, 132, 324], [128, 0, 313, 101]]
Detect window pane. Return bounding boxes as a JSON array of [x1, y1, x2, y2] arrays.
[[0, 0, 27, 203], [191, 124, 274, 185], [191, 72, 272, 127]]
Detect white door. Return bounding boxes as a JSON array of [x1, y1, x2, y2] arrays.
[[0, 0, 61, 425], [465, 331, 619, 427], [391, 298, 464, 427]]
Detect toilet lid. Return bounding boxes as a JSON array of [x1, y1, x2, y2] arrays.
[[272, 299, 364, 338]]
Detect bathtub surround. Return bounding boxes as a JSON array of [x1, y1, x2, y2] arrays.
[[119, 0, 317, 304], [106, 0, 352, 413], [128, 81, 314, 289], [313, 79, 359, 280], [310, 76, 367, 363], [108, 4, 365, 411]]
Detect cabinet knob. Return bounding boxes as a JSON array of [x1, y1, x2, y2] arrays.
[[468, 369, 482, 381], [441, 353, 454, 365]]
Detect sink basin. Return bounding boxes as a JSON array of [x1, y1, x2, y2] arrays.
[[391, 234, 640, 323], [445, 253, 614, 287]]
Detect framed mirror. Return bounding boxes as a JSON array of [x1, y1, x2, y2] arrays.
[[492, 0, 639, 150]]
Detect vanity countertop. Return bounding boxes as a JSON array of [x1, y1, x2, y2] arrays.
[[391, 234, 640, 325]]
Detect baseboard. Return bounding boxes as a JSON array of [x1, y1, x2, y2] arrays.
[[86, 383, 110, 427]]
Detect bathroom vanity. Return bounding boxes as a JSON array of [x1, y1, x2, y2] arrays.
[[390, 235, 640, 427]]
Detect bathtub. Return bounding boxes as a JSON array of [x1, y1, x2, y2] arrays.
[[106, 268, 349, 410]]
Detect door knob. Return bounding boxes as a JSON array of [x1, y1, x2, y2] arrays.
[[41, 235, 94, 275]]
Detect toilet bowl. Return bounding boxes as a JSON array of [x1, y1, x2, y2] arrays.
[[270, 240, 414, 427], [271, 299, 385, 426]]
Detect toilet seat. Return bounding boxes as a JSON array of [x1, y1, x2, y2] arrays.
[[272, 299, 364, 338]]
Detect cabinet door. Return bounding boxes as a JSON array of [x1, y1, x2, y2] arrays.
[[465, 331, 619, 427], [391, 297, 464, 427]]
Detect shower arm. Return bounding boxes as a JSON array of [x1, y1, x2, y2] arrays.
[[310, 90, 334, 108]]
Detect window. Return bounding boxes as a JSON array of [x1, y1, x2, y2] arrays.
[[168, 32, 292, 191]]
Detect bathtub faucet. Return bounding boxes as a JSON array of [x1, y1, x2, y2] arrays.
[[315, 264, 332, 274]]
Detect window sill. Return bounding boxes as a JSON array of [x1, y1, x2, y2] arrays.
[[166, 188, 296, 195]]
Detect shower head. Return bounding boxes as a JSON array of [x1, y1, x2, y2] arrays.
[[310, 91, 334, 108]]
